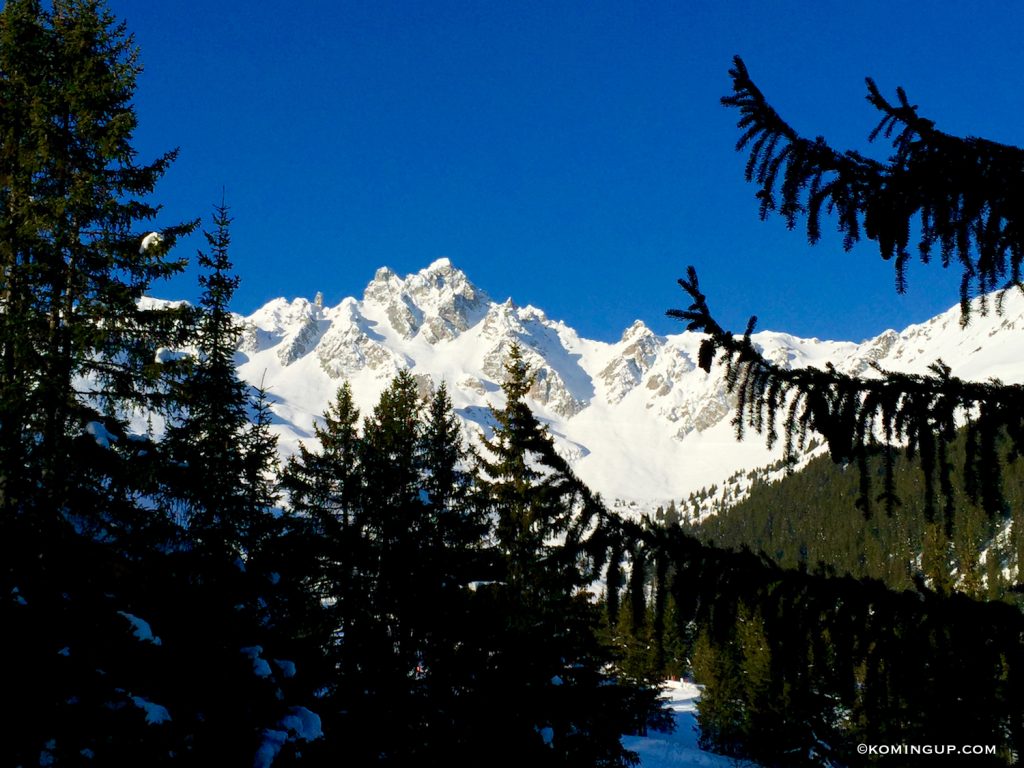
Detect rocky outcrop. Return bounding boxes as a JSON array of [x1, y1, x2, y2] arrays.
[[600, 321, 662, 403], [315, 300, 407, 379]]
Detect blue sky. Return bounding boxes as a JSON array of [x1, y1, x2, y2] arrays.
[[110, 1, 1024, 343]]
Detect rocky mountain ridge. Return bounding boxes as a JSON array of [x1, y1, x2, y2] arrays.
[[232, 258, 1024, 516]]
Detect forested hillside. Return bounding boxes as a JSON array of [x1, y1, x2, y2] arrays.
[[692, 430, 1024, 600]]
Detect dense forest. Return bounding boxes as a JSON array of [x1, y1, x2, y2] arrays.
[[3, 3, 1024, 767], [691, 430, 1024, 599]]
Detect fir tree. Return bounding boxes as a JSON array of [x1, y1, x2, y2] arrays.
[[475, 343, 664, 767], [240, 381, 281, 532], [0, 2, 197, 763], [279, 383, 364, 747], [358, 369, 426, 671], [283, 382, 362, 545], [413, 381, 497, 759], [421, 381, 483, 552], [164, 201, 263, 553], [598, 57, 1024, 767], [0, 0, 194, 530]]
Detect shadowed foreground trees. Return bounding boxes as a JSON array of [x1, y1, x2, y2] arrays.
[[645, 56, 1024, 765], [7, 3, 1023, 763], [282, 349, 666, 767]]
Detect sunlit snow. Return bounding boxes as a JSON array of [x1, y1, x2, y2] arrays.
[[231, 260, 1024, 516], [139, 231, 162, 253]]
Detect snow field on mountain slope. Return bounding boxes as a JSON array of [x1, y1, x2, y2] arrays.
[[232, 261, 1024, 514]]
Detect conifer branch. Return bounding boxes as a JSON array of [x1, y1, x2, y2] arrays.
[[723, 55, 1024, 317], [671, 267, 1023, 518]]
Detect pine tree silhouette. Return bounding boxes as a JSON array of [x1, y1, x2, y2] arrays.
[[475, 343, 666, 767]]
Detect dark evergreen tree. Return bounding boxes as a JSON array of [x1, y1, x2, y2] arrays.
[[283, 374, 486, 765], [0, 0, 194, 531], [163, 201, 272, 554], [279, 382, 366, 760], [421, 382, 483, 553], [241, 381, 282, 528], [0, 2, 198, 763], [0, 6, 327, 760], [411, 381, 501, 761], [474, 344, 666, 767], [283, 382, 362, 556], [337, 370, 430, 761]]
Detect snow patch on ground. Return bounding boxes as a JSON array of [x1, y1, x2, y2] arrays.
[[253, 707, 323, 768], [118, 611, 162, 646], [240, 645, 273, 678], [130, 695, 171, 725], [253, 729, 288, 768], [624, 681, 759, 767]]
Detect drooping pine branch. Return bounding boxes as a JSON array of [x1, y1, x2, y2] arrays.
[[669, 267, 1024, 519], [723, 56, 1024, 318]]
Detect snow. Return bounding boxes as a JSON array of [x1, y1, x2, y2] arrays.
[[253, 729, 288, 768], [273, 659, 296, 678], [253, 707, 323, 768], [85, 421, 118, 448], [226, 260, 1024, 516], [241, 645, 273, 677], [40, 739, 56, 766], [279, 706, 322, 740], [624, 681, 759, 767], [118, 611, 162, 646], [154, 347, 189, 364], [139, 231, 162, 253], [130, 695, 172, 725]]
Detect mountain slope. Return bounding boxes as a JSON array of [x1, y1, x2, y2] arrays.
[[232, 259, 1024, 512]]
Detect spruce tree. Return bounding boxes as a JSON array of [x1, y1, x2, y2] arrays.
[[421, 381, 482, 552], [0, 2, 196, 763], [475, 343, 663, 767], [279, 382, 366, 758], [282, 382, 362, 544], [616, 60, 1024, 767], [164, 201, 264, 553], [359, 369, 426, 663], [414, 381, 494, 758], [0, 0, 194, 530]]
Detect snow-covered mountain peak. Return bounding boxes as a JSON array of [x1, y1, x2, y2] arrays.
[[620, 319, 653, 342], [359, 259, 489, 342], [233, 262, 1024, 516]]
